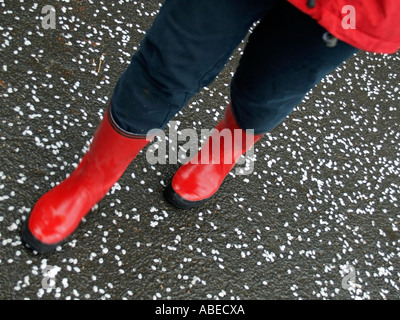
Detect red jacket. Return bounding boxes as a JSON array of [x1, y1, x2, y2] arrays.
[[287, 0, 400, 54]]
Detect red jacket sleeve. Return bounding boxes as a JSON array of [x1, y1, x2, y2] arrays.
[[287, 0, 400, 54]]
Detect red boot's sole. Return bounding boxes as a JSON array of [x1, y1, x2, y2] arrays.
[[21, 223, 62, 254], [163, 183, 211, 209]]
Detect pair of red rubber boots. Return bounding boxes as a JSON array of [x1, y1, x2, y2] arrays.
[[21, 104, 262, 253]]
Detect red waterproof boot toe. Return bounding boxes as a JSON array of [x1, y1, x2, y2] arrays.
[[22, 105, 150, 253]]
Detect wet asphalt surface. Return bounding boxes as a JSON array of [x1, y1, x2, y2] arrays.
[[1, 0, 400, 300]]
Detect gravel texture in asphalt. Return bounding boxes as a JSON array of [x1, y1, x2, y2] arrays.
[[1, 0, 399, 300]]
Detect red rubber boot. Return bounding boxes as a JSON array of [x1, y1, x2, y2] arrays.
[[164, 104, 263, 209], [22, 105, 150, 253]]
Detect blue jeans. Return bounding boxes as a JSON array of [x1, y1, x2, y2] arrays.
[[111, 0, 358, 135]]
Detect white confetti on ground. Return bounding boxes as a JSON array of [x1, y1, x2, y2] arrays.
[[0, 0, 399, 300]]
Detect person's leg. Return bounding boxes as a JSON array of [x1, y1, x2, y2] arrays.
[[111, 0, 277, 134], [165, 0, 359, 208], [22, 0, 276, 253], [230, 0, 359, 134]]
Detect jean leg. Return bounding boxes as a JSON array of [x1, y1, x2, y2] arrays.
[[111, 0, 277, 134], [230, 1, 359, 134]]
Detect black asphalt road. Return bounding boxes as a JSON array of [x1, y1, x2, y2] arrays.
[[1, 0, 399, 300]]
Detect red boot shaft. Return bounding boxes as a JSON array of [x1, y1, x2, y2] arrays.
[[166, 104, 262, 208], [23, 106, 149, 252]]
